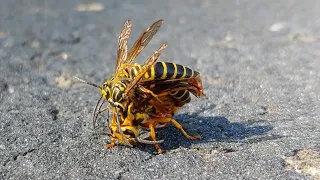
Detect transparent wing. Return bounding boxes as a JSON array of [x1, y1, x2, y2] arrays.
[[115, 20, 132, 72], [126, 19, 163, 64], [125, 42, 168, 95]]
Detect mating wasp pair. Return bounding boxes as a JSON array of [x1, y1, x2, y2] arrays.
[[75, 19, 205, 153]]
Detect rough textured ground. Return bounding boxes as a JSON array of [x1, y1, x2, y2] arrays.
[[1, 0, 320, 179]]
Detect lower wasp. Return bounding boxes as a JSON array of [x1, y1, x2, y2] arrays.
[[74, 19, 205, 153]]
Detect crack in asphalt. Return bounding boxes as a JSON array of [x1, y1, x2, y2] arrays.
[[3, 148, 37, 167]]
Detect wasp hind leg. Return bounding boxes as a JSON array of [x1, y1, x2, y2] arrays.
[[138, 86, 163, 103], [170, 118, 200, 140], [155, 117, 200, 140]]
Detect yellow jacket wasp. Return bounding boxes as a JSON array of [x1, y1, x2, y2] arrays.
[[75, 19, 205, 153]]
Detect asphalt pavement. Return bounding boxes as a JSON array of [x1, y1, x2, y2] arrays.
[[1, 0, 320, 179]]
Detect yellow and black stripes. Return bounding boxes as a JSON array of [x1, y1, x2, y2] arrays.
[[129, 65, 142, 80], [126, 62, 199, 82], [147, 62, 199, 80], [112, 81, 127, 102], [170, 90, 191, 103], [143, 62, 199, 81], [123, 61, 198, 104]]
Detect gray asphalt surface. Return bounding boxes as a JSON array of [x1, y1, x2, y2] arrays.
[[1, 0, 320, 179]]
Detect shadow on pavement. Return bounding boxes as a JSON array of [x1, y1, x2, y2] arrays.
[[136, 113, 280, 154]]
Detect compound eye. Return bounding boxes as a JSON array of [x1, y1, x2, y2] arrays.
[[102, 85, 111, 99], [107, 86, 112, 96]]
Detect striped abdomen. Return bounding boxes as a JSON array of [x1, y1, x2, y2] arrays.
[[144, 62, 199, 81], [127, 62, 199, 81], [126, 62, 198, 104], [170, 90, 191, 104]]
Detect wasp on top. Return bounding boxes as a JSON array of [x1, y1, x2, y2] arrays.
[[75, 19, 205, 153]]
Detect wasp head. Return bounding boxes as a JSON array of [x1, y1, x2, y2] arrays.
[[101, 80, 128, 113]]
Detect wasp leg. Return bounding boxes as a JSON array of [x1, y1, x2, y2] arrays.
[[155, 117, 200, 140], [107, 114, 133, 148], [171, 119, 200, 140], [138, 85, 163, 103], [156, 86, 202, 97], [149, 123, 163, 154], [105, 137, 116, 149]]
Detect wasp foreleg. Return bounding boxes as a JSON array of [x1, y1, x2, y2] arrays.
[[149, 123, 163, 154]]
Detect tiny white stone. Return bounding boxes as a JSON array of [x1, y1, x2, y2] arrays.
[[61, 52, 68, 60], [269, 22, 287, 32], [0, 144, 5, 150], [224, 34, 233, 42], [8, 86, 14, 94]]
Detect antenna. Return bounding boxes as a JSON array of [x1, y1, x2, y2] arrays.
[[73, 76, 101, 88]]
